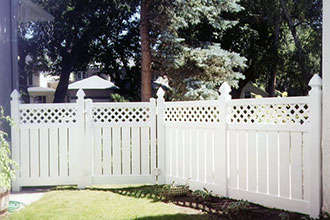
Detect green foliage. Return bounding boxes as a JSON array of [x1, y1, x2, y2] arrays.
[[220, 0, 322, 96], [279, 212, 291, 220], [150, 0, 247, 100], [110, 94, 129, 102], [0, 106, 18, 191], [192, 187, 213, 200], [20, 0, 141, 102], [224, 200, 251, 220]]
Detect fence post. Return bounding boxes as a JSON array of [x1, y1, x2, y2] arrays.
[[216, 82, 231, 197], [149, 98, 158, 184], [76, 89, 86, 189], [10, 90, 21, 192], [84, 98, 93, 186], [156, 88, 166, 184], [308, 74, 322, 218]]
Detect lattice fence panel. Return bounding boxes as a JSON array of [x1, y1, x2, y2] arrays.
[[228, 103, 310, 125], [19, 106, 78, 125], [164, 104, 221, 124], [92, 106, 152, 124]]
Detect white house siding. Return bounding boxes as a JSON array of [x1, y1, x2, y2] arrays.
[[323, 0, 330, 213]]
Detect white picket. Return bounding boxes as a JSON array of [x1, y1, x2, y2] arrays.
[[279, 132, 290, 198], [229, 130, 238, 188], [238, 131, 247, 190], [198, 129, 206, 182], [177, 129, 184, 179], [184, 128, 191, 180], [58, 128, 68, 177], [291, 132, 303, 200], [30, 127, 39, 178], [141, 127, 149, 175], [39, 128, 49, 178], [93, 127, 102, 176], [257, 131, 267, 193], [20, 127, 30, 179], [190, 129, 198, 181], [247, 131, 257, 192], [122, 127, 130, 175], [205, 129, 213, 183], [103, 127, 112, 175], [131, 127, 140, 175], [112, 127, 121, 175], [268, 131, 279, 196], [49, 127, 59, 177]]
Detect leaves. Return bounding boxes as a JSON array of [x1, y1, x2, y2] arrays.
[[0, 106, 18, 191]]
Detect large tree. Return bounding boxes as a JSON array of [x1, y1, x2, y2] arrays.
[[22, 0, 139, 103], [145, 0, 247, 100], [220, 0, 322, 97]]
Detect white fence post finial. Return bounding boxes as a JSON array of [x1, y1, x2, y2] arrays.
[[156, 87, 166, 184], [219, 82, 231, 101], [308, 74, 322, 218], [10, 90, 21, 192], [76, 89, 86, 102], [216, 82, 232, 197], [75, 88, 87, 189], [309, 74, 322, 96], [157, 87, 165, 101]]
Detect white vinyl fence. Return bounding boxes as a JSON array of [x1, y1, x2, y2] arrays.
[[10, 75, 322, 218]]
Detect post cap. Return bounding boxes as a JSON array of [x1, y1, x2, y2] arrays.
[[76, 88, 86, 100], [308, 74, 322, 88], [219, 82, 231, 95], [157, 87, 165, 98], [10, 90, 21, 100]]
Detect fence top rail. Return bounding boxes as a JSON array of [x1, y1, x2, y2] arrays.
[[164, 100, 221, 107], [19, 102, 78, 109], [92, 102, 153, 108], [228, 96, 310, 106]]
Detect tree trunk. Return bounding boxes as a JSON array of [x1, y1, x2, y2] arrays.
[[140, 0, 152, 102], [268, 16, 280, 97], [53, 66, 71, 103], [280, 0, 309, 85], [17, 40, 30, 103]]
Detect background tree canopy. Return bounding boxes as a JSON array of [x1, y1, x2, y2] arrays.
[[19, 0, 322, 102]]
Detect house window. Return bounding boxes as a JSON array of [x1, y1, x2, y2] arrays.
[[76, 72, 87, 80], [33, 96, 46, 103]]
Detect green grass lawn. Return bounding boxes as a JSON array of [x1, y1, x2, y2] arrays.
[[6, 185, 217, 220]]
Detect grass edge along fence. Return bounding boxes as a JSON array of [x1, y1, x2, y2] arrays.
[[10, 75, 322, 218]]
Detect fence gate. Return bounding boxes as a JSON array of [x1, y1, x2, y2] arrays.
[[10, 90, 158, 191], [85, 99, 157, 185]]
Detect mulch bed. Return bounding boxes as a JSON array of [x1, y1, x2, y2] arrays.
[[165, 191, 313, 220]]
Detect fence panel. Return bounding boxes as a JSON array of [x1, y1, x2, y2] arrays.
[[10, 75, 321, 218], [11, 102, 84, 189], [226, 97, 312, 214], [88, 101, 157, 184], [161, 100, 226, 194]]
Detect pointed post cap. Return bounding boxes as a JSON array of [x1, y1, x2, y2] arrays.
[[308, 74, 322, 96], [76, 88, 85, 101], [157, 87, 165, 99], [308, 74, 322, 87], [10, 90, 21, 101], [219, 82, 231, 95]]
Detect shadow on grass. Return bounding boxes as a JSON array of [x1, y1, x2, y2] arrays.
[[85, 185, 224, 215], [52, 185, 225, 214], [133, 213, 221, 220], [87, 185, 166, 202]]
